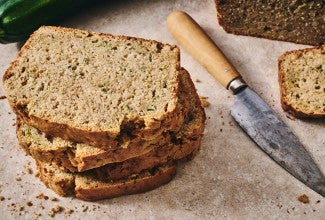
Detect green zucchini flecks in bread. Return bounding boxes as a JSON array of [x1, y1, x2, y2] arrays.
[[279, 45, 325, 118], [4, 26, 182, 149]]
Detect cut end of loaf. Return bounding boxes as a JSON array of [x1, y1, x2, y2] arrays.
[[215, 0, 325, 45], [3, 26, 181, 133], [279, 45, 325, 118]]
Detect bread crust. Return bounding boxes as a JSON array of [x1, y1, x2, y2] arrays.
[[75, 164, 176, 201], [278, 45, 325, 118], [96, 136, 202, 181], [3, 26, 183, 150]]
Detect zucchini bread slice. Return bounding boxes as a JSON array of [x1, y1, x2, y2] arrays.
[[278, 45, 325, 118], [36, 160, 177, 201], [3, 26, 184, 149], [215, 0, 324, 45]]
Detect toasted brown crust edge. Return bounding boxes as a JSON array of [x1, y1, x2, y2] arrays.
[[75, 165, 177, 201], [96, 136, 202, 181], [36, 159, 177, 201], [278, 45, 325, 118], [3, 25, 182, 149]]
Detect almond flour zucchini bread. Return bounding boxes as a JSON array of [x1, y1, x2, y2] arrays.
[[4, 26, 206, 201], [215, 0, 324, 45], [3, 26, 185, 149], [278, 45, 325, 118]]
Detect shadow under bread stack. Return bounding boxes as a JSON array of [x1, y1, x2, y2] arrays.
[[3, 26, 206, 201]]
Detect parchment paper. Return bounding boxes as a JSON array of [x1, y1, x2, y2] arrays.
[[0, 0, 324, 219]]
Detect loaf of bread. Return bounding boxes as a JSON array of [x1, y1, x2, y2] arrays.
[[215, 0, 324, 45], [278, 45, 325, 118], [3, 26, 185, 149]]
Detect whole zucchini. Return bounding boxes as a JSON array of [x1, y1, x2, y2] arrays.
[[0, 0, 92, 43]]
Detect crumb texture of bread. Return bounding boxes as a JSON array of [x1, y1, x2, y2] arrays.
[[279, 45, 325, 118], [3, 26, 181, 147], [36, 161, 75, 196], [215, 0, 324, 45], [96, 69, 205, 180]]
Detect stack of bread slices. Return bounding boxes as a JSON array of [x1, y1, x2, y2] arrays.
[[2, 26, 205, 201]]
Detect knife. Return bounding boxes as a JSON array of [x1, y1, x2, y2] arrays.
[[167, 10, 325, 197]]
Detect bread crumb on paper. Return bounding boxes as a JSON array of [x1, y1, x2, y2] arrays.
[[298, 194, 309, 204], [36, 193, 49, 200], [49, 205, 64, 217], [200, 96, 210, 108], [82, 205, 89, 212], [285, 113, 296, 120], [26, 167, 33, 174], [50, 197, 58, 201], [65, 208, 74, 215]]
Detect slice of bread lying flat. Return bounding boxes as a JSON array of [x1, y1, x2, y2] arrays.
[[215, 0, 324, 45], [16, 68, 203, 172], [278, 45, 325, 118], [3, 26, 184, 149], [36, 160, 176, 201]]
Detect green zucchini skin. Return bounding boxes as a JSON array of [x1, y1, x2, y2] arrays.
[[0, 0, 90, 43]]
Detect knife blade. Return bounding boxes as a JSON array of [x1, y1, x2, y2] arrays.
[[167, 10, 325, 196]]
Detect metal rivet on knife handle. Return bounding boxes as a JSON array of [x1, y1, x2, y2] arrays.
[[228, 78, 247, 94], [167, 10, 242, 90]]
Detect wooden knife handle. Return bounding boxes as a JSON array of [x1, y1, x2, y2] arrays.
[[167, 10, 240, 89]]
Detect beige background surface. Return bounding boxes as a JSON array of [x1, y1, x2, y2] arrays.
[[0, 0, 324, 219]]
